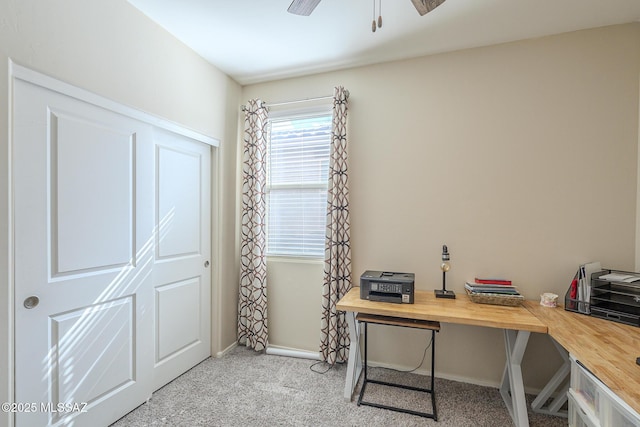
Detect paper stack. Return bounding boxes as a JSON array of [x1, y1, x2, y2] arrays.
[[464, 278, 521, 296]]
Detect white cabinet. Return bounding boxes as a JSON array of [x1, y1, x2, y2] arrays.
[[569, 355, 640, 427]]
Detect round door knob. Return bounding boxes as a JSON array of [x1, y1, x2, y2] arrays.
[[204, 261, 210, 268], [23, 296, 40, 309]]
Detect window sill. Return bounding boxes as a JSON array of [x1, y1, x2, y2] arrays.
[[266, 255, 324, 265]]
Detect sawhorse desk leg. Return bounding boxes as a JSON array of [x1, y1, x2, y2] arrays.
[[500, 329, 531, 427], [343, 311, 362, 401], [531, 337, 569, 417]]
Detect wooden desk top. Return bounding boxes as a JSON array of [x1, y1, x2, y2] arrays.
[[337, 288, 640, 415], [524, 301, 640, 416], [336, 288, 547, 333]]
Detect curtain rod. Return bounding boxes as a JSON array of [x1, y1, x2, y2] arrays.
[[266, 95, 333, 108], [241, 91, 349, 111]]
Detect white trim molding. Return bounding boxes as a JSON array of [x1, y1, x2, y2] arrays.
[[9, 60, 219, 147]]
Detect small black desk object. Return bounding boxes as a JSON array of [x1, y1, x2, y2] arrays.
[[356, 313, 440, 419]]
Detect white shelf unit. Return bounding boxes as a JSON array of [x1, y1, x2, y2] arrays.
[[569, 355, 640, 427]]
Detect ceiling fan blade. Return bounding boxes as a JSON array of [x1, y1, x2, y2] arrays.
[[410, 0, 446, 16], [287, 0, 322, 16]]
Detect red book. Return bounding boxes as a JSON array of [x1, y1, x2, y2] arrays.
[[570, 278, 578, 299], [474, 278, 512, 286]]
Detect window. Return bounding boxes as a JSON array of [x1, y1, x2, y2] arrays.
[[266, 111, 332, 257]]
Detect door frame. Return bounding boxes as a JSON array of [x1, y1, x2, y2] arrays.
[[5, 60, 219, 427]]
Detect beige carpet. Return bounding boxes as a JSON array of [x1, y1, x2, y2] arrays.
[[110, 345, 567, 426]]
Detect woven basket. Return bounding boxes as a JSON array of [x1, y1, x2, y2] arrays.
[[465, 288, 524, 307]]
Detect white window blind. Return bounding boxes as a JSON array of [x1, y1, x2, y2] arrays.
[[266, 113, 332, 257]]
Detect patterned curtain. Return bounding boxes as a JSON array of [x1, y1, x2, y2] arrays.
[[238, 99, 269, 351], [320, 86, 351, 364]]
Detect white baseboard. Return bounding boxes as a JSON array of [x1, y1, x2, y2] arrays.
[[366, 359, 545, 396], [215, 341, 238, 358], [219, 342, 321, 362], [266, 345, 321, 361]]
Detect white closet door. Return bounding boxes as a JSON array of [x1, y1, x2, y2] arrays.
[[12, 72, 211, 426], [152, 128, 211, 390]]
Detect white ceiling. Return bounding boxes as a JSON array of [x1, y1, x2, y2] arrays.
[[128, 0, 640, 85]]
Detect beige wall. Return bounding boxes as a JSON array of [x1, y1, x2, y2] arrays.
[[243, 23, 640, 389], [1, 1, 639, 419], [0, 1, 241, 425], [266, 258, 324, 353]]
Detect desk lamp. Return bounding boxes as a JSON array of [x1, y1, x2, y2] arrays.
[[435, 244, 456, 299]]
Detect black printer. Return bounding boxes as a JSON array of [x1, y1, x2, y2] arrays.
[[360, 271, 415, 304]]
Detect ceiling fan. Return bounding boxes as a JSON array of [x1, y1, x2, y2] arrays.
[[287, 0, 446, 17]]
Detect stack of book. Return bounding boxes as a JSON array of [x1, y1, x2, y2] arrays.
[[465, 278, 520, 294], [464, 278, 524, 306]]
